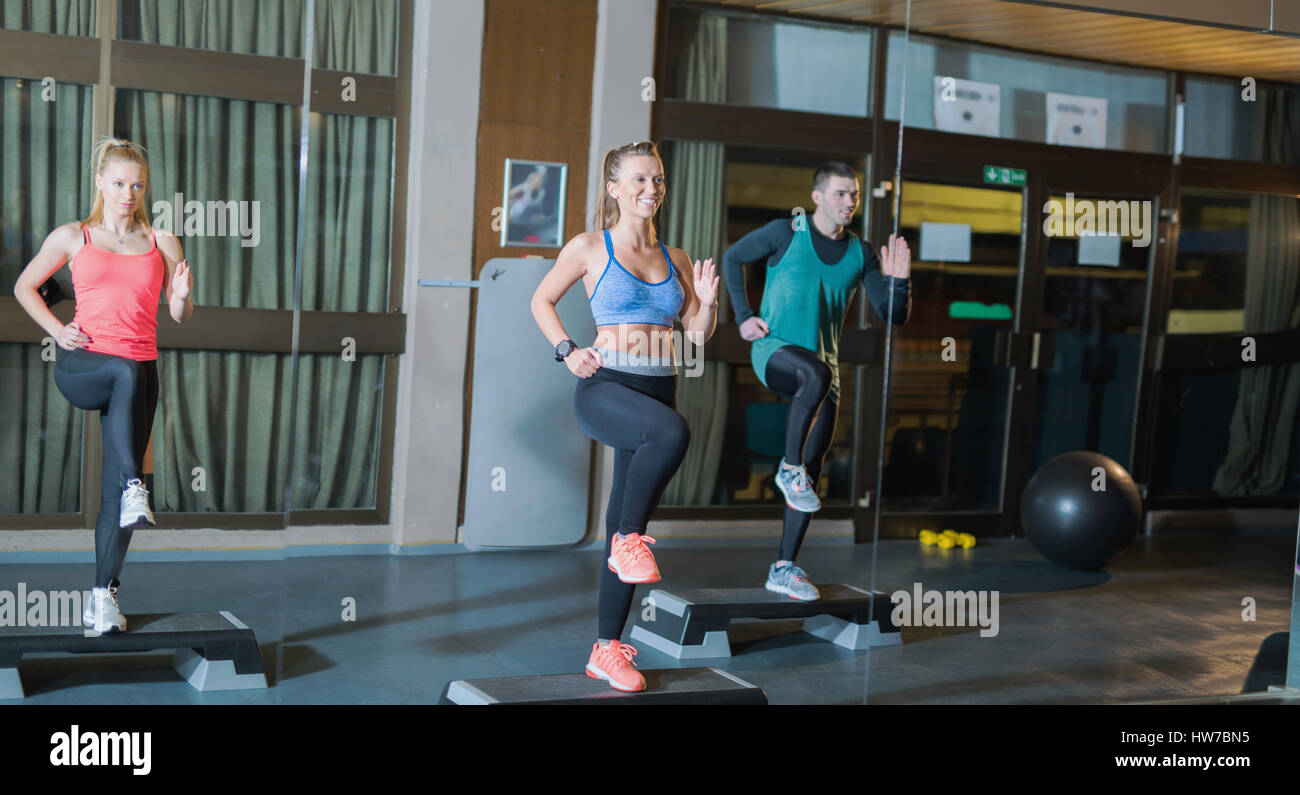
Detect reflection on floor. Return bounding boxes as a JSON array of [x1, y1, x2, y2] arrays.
[[1, 533, 1292, 704]]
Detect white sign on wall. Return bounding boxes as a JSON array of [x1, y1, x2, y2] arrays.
[[934, 76, 1001, 138], [1078, 234, 1122, 267], [1046, 92, 1108, 148], [920, 222, 973, 263]]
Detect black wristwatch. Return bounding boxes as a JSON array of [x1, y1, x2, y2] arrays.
[[554, 339, 577, 362]]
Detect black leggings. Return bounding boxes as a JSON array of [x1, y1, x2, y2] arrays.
[[764, 345, 837, 563], [53, 347, 159, 589], [574, 368, 689, 641]]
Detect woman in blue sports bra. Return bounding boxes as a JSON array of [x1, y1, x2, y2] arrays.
[[530, 141, 718, 692]]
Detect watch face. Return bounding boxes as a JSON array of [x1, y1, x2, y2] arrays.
[[556, 340, 575, 357]]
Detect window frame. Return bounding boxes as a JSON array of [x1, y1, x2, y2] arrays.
[[0, 0, 413, 529]]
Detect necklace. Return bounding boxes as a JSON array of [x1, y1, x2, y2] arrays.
[[105, 222, 133, 246]]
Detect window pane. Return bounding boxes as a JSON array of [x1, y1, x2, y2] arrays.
[[0, 0, 95, 35], [0, 343, 82, 513], [290, 353, 385, 509], [886, 31, 1168, 154], [1185, 77, 1300, 164], [882, 182, 1019, 512], [666, 6, 871, 117], [303, 111, 393, 312], [119, 0, 306, 58], [153, 350, 292, 513], [315, 0, 397, 76], [1170, 191, 1249, 332], [1152, 367, 1300, 497], [0, 76, 93, 515], [114, 89, 301, 310]]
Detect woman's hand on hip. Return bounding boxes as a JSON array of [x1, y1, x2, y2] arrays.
[[57, 322, 90, 351], [566, 347, 603, 378]]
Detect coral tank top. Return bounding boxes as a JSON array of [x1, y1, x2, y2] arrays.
[[70, 225, 165, 361]]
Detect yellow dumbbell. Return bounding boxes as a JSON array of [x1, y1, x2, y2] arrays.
[[918, 529, 938, 545], [956, 533, 976, 549], [937, 535, 956, 549]]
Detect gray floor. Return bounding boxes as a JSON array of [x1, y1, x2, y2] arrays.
[[1, 533, 1293, 704]]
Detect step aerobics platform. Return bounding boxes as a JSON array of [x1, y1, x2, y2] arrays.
[[629, 584, 901, 659], [0, 611, 267, 699], [441, 666, 767, 705]]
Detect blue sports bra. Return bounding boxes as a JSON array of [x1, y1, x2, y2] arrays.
[[589, 229, 684, 327]]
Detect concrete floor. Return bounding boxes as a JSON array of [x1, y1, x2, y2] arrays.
[[1, 533, 1293, 704]]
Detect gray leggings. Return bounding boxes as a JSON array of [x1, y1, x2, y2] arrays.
[[54, 347, 159, 588]]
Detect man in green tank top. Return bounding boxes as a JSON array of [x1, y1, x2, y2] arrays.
[[722, 162, 912, 600]]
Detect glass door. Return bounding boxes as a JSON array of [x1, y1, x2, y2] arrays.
[[877, 176, 1023, 524], [1028, 189, 1156, 474]]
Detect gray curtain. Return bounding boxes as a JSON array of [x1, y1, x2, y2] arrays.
[[117, 89, 302, 512], [291, 111, 392, 509], [661, 14, 727, 506], [1212, 194, 1300, 495], [0, 0, 95, 34], [114, 1, 390, 513], [120, 0, 396, 72], [1213, 86, 1300, 495], [0, 72, 94, 513]]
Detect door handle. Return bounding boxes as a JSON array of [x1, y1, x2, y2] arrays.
[[993, 330, 1056, 370]]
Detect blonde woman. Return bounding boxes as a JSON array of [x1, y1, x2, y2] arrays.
[[531, 141, 718, 692], [13, 138, 193, 634]]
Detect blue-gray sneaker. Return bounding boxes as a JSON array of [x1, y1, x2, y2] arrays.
[[774, 459, 820, 513], [765, 562, 820, 601]]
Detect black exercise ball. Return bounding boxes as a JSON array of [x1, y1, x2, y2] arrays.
[[1020, 451, 1142, 570]]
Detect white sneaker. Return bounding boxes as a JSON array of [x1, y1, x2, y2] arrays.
[[84, 586, 127, 634], [120, 478, 155, 529]]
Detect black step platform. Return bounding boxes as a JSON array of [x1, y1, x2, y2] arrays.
[[440, 667, 767, 705], [630, 584, 900, 659], [0, 611, 267, 699]]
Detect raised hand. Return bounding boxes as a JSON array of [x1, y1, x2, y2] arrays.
[[171, 259, 192, 301], [880, 233, 911, 279], [693, 258, 719, 307]]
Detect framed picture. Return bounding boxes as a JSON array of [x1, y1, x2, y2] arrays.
[[501, 159, 567, 248]]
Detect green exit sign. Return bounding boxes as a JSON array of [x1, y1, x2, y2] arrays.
[[983, 165, 1026, 186]]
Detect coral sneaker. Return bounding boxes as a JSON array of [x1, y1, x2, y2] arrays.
[[586, 640, 646, 692], [607, 532, 661, 583]]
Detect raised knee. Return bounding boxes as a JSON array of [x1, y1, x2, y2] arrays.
[[811, 361, 833, 390], [106, 357, 145, 385], [664, 416, 691, 455]]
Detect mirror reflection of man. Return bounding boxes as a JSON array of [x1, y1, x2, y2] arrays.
[[722, 161, 912, 600]]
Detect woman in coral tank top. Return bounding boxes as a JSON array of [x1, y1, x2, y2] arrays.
[[13, 138, 193, 634]]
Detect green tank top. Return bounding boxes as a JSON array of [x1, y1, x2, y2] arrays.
[[750, 221, 865, 404]]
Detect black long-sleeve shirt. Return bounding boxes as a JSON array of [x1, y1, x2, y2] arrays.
[[722, 218, 912, 326]]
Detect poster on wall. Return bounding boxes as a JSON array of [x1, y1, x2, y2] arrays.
[[1046, 92, 1108, 148], [934, 76, 1001, 138], [501, 159, 567, 248]]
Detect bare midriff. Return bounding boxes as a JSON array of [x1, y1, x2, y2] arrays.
[[594, 324, 678, 358]]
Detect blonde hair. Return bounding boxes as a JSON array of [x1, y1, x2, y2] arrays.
[[594, 140, 662, 231], [83, 137, 151, 231]]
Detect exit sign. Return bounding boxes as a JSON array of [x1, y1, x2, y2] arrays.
[[983, 165, 1026, 186]]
